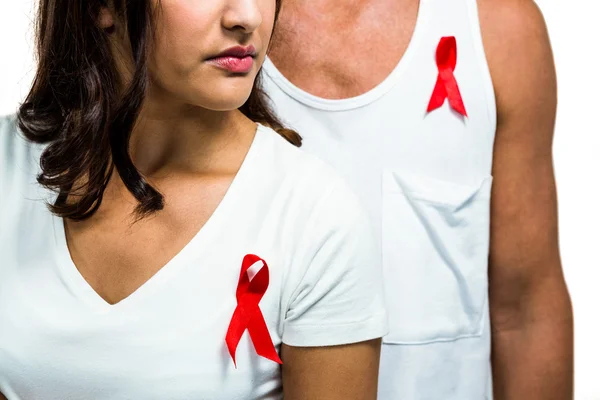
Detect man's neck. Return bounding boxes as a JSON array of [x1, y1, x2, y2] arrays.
[[280, 0, 375, 24], [286, 0, 370, 12], [269, 0, 418, 99]]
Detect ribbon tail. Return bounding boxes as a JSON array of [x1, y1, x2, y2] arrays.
[[248, 309, 283, 364], [427, 75, 447, 113], [225, 307, 250, 367], [440, 69, 467, 117]]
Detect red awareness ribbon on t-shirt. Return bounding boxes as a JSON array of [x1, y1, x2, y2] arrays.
[[427, 36, 468, 117], [225, 254, 282, 367]]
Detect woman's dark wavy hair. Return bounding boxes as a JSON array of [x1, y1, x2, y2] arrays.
[[17, 0, 301, 220]]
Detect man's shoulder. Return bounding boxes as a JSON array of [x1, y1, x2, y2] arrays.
[[478, 0, 555, 119], [478, 0, 547, 38], [477, 0, 551, 75]]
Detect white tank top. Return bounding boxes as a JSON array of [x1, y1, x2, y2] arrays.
[[262, 0, 496, 398]]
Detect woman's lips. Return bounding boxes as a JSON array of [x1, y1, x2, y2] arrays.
[[207, 55, 254, 73], [207, 45, 256, 74]]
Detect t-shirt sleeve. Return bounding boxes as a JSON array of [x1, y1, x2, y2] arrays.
[[281, 178, 388, 347]]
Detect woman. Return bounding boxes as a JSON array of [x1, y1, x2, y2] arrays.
[[0, 0, 387, 399]]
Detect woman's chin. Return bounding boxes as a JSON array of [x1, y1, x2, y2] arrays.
[[193, 90, 254, 112]]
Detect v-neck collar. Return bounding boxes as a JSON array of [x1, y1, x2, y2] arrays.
[[51, 124, 266, 314]]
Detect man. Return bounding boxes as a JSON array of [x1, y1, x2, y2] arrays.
[[263, 0, 573, 398]]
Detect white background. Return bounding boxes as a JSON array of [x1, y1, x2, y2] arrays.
[[0, 0, 599, 398]]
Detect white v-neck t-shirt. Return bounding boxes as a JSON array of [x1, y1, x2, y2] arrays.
[[0, 115, 388, 400]]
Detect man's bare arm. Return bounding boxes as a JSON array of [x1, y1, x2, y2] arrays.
[[479, 0, 574, 398]]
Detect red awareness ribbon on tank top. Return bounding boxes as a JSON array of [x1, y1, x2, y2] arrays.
[[225, 254, 282, 367], [427, 36, 468, 117]]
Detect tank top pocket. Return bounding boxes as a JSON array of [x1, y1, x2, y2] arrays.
[[381, 169, 492, 344]]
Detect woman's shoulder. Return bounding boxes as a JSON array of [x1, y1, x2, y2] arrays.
[[258, 123, 370, 232], [0, 113, 20, 153], [1, 113, 21, 144], [0, 113, 43, 168], [0, 114, 45, 195], [260, 124, 388, 347], [258, 124, 352, 195]]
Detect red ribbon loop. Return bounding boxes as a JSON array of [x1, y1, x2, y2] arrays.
[[427, 36, 468, 117], [225, 254, 282, 366]]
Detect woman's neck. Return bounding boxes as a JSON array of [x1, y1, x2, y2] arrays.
[[129, 103, 256, 179]]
